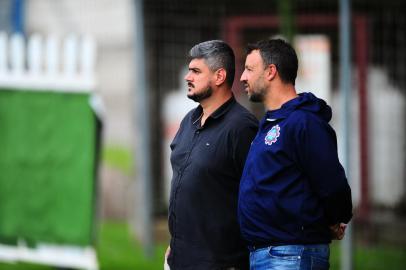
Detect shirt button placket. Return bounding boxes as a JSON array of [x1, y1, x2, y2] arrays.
[[173, 127, 201, 240]]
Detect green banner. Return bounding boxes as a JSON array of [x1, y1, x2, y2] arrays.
[[0, 89, 96, 246]]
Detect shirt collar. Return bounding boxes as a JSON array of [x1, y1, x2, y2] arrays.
[[191, 95, 236, 123], [211, 95, 236, 119]]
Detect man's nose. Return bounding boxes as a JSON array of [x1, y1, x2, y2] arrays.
[[240, 71, 247, 82], [184, 72, 192, 81]]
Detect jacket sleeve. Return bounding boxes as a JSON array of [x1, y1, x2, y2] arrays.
[[296, 115, 353, 225]]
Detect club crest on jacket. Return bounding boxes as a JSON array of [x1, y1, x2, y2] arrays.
[[265, 125, 281, 146]]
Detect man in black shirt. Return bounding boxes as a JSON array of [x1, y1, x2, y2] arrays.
[[166, 40, 258, 270]]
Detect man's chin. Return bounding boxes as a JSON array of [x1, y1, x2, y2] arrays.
[[187, 94, 205, 102], [248, 94, 264, 103], [187, 89, 212, 102]]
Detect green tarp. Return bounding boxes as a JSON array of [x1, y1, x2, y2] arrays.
[[0, 89, 96, 246]]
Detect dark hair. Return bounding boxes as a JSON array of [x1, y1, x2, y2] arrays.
[[247, 39, 298, 85], [189, 40, 235, 87]]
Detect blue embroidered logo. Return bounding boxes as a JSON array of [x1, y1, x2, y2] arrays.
[[265, 125, 281, 145]]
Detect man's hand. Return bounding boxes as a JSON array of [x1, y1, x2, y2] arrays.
[[165, 246, 171, 259], [330, 223, 347, 240], [164, 246, 171, 270]]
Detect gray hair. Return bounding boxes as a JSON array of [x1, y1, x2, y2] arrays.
[[189, 40, 235, 87]]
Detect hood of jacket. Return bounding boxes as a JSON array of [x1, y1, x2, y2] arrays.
[[266, 92, 332, 123]]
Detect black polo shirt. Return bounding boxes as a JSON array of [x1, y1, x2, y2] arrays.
[[167, 96, 258, 270]]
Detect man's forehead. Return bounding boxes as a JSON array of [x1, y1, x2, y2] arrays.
[[245, 50, 263, 65], [247, 50, 262, 61], [189, 58, 208, 68]]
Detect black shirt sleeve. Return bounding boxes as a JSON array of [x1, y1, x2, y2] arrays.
[[232, 113, 258, 178]]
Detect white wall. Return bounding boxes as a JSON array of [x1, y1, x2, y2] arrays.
[[333, 67, 405, 207], [368, 68, 405, 206]]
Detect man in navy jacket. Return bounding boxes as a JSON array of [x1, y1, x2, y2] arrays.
[[238, 39, 352, 270]]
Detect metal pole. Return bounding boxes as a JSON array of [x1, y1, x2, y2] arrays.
[[354, 17, 370, 222], [278, 0, 295, 43], [339, 0, 353, 269], [11, 0, 25, 35], [133, 0, 153, 257]]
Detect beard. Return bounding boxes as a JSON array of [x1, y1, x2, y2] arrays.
[[187, 85, 213, 102], [245, 73, 267, 103], [248, 90, 265, 102], [247, 82, 267, 103]]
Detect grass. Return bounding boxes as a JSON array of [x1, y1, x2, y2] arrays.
[[330, 241, 406, 270], [96, 222, 166, 270], [101, 145, 134, 175]]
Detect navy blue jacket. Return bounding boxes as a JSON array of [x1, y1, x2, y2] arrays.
[[238, 92, 352, 246]]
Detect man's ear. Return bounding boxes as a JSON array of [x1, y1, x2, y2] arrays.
[[214, 68, 227, 86], [265, 64, 277, 81]]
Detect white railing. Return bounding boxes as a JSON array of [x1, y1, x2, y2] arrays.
[[0, 242, 98, 270], [0, 32, 96, 92]]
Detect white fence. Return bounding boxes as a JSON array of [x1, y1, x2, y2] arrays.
[[0, 32, 96, 92]]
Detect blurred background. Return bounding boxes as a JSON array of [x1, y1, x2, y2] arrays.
[[0, 0, 405, 269]]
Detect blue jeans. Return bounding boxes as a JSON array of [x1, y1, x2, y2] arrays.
[[249, 244, 330, 270]]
